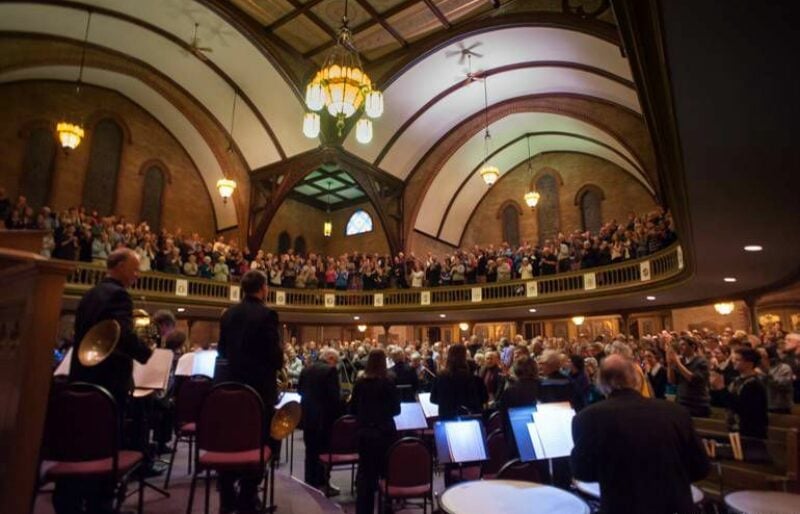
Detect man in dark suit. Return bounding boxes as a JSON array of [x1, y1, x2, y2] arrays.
[[60, 248, 153, 514], [571, 355, 710, 514], [217, 270, 283, 513], [389, 348, 419, 402], [299, 348, 341, 492]]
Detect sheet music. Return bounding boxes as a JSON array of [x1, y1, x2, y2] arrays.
[[445, 420, 486, 463], [276, 392, 301, 409], [527, 422, 547, 459], [191, 350, 218, 378], [534, 401, 572, 418], [133, 348, 173, 391], [54, 348, 72, 376], [418, 392, 439, 418], [394, 402, 428, 431], [530, 409, 575, 459], [174, 352, 195, 376]]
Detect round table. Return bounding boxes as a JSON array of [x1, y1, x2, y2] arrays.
[[725, 490, 800, 514], [573, 481, 704, 504], [440, 480, 589, 514]]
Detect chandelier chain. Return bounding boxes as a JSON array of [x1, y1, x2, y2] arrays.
[[77, 11, 92, 86]]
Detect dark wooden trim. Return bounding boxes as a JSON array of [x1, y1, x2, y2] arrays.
[[373, 60, 636, 166], [411, 228, 458, 249], [284, 0, 339, 42], [421, 0, 451, 29], [355, 0, 408, 47], [573, 183, 605, 206], [268, 0, 327, 30], [0, 0, 288, 159]]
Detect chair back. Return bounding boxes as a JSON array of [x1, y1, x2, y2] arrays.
[[41, 383, 118, 463], [197, 382, 264, 453], [486, 411, 503, 434], [496, 458, 541, 482], [482, 429, 510, 477], [329, 415, 359, 454], [385, 437, 432, 488], [174, 375, 212, 428]]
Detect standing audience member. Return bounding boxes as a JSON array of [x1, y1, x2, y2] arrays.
[[667, 336, 711, 417], [711, 348, 768, 442], [643, 350, 668, 399]]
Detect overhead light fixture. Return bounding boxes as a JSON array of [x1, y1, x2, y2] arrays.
[[439, 314, 446, 319], [177, 308, 186, 313], [646, 296, 656, 301], [357, 324, 367, 332], [478, 76, 500, 186], [323, 181, 333, 237], [458, 322, 469, 331], [57, 10, 92, 151], [571, 316, 585, 326], [303, 112, 320, 139], [216, 178, 236, 203], [714, 302, 735, 315], [723, 277, 737, 283], [523, 135, 540, 208], [528, 308, 537, 313], [303, 0, 383, 137], [355, 117, 373, 144], [353, 316, 360, 320], [744, 245, 763, 252]]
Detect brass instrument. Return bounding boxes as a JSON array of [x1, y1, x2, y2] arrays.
[[77, 319, 121, 367], [270, 400, 301, 440], [133, 309, 160, 348]]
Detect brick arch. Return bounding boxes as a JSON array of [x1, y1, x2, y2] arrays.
[[573, 183, 606, 205], [495, 199, 524, 219], [85, 109, 133, 144], [530, 167, 565, 191], [137, 158, 173, 184]]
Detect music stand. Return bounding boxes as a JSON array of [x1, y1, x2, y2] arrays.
[[276, 392, 302, 475], [131, 348, 174, 499], [394, 402, 429, 432], [434, 418, 488, 482], [509, 404, 575, 485], [417, 392, 439, 420]]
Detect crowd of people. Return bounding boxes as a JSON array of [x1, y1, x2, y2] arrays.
[[1, 188, 677, 288]]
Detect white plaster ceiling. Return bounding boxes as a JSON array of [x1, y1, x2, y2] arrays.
[[343, 25, 637, 174], [0, 65, 238, 230], [414, 112, 651, 245]]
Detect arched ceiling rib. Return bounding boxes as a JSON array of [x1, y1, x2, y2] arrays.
[[414, 112, 652, 245], [0, 65, 238, 230], [343, 26, 637, 176], [0, 1, 317, 169]]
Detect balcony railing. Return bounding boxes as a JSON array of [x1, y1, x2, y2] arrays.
[[63, 244, 684, 312]]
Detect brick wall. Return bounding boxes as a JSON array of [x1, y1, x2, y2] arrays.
[[0, 81, 216, 238], [460, 152, 658, 247]]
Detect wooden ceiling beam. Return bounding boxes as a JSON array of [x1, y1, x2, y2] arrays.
[[267, 0, 327, 30], [355, 0, 408, 47], [421, 0, 451, 29]]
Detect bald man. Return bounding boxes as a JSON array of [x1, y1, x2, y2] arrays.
[[570, 355, 709, 514]]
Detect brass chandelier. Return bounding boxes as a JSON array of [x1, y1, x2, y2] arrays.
[[302, 0, 383, 143]]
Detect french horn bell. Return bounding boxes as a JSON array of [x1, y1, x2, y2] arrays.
[[77, 319, 121, 367], [270, 400, 301, 440]]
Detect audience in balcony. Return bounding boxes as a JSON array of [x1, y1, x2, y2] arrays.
[[1, 190, 676, 289]]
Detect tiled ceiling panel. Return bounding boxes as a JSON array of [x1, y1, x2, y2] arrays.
[[370, 0, 413, 13], [336, 187, 366, 199], [231, 0, 294, 26], [387, 1, 445, 43]]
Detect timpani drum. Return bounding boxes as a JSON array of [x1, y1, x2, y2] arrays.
[[724, 490, 800, 514], [573, 481, 704, 504], [440, 480, 589, 514]]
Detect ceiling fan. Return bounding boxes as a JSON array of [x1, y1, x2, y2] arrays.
[[446, 43, 485, 84], [188, 22, 213, 61]]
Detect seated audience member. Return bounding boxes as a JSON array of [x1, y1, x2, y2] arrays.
[[431, 343, 488, 420], [571, 355, 710, 514], [667, 336, 711, 417]]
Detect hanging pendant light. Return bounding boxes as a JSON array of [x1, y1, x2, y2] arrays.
[[303, 112, 321, 138], [355, 117, 373, 144], [323, 181, 333, 237], [303, 0, 383, 138], [714, 302, 735, 315], [57, 11, 92, 151], [216, 179, 236, 203], [478, 77, 499, 185], [523, 135, 540, 208]]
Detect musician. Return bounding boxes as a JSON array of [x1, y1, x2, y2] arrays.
[[389, 348, 419, 401], [299, 348, 342, 493], [537, 350, 584, 410], [479, 351, 505, 404], [431, 343, 488, 420], [217, 270, 283, 513], [58, 248, 153, 514], [571, 355, 710, 514], [349, 349, 401, 514], [152, 309, 177, 348], [410, 352, 434, 392], [496, 356, 539, 442]]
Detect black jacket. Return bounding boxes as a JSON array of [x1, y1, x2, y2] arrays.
[[431, 371, 488, 420], [299, 362, 342, 433], [390, 361, 419, 401], [571, 389, 710, 514], [349, 376, 401, 433], [218, 296, 283, 406], [69, 277, 153, 405]]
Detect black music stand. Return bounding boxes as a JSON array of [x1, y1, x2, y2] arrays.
[[434, 418, 488, 483]]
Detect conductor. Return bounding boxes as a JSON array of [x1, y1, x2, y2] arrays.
[[217, 269, 283, 513]]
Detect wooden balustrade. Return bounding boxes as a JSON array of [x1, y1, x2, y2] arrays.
[[62, 244, 685, 312]]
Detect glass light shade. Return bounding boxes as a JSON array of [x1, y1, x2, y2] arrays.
[[323, 219, 332, 238], [524, 190, 540, 208], [365, 90, 383, 118], [571, 316, 585, 326], [320, 64, 368, 118], [480, 164, 500, 185], [57, 122, 84, 150], [216, 178, 236, 202], [303, 112, 320, 138], [714, 302, 735, 315], [356, 118, 373, 144], [458, 322, 469, 332], [305, 82, 324, 111], [357, 324, 367, 332]]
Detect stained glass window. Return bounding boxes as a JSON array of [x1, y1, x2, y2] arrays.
[[345, 209, 373, 236]]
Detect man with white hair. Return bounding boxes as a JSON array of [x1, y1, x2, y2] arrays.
[[571, 355, 709, 514]]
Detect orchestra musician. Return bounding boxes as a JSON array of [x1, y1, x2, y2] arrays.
[[430, 343, 487, 420], [58, 248, 153, 514], [217, 270, 283, 514]]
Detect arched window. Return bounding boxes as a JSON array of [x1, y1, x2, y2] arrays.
[[345, 209, 373, 236], [578, 186, 604, 233], [83, 118, 124, 215], [20, 127, 56, 210], [500, 202, 521, 248], [140, 165, 166, 232], [535, 174, 561, 243], [277, 231, 291, 254], [293, 235, 307, 256]]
